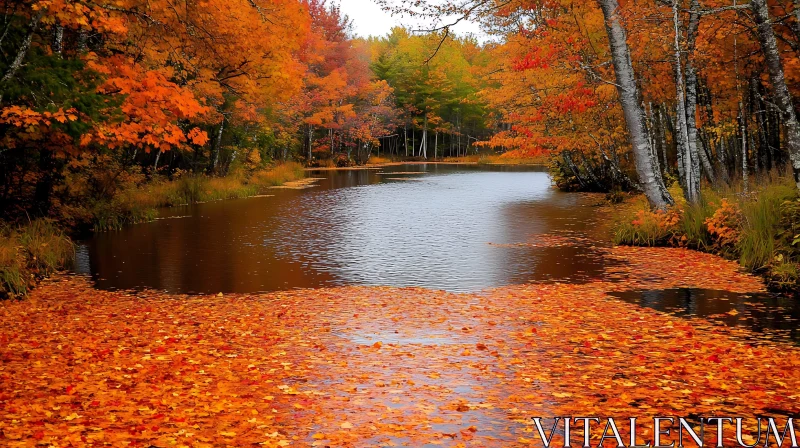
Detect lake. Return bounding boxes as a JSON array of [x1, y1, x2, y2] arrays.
[[75, 164, 610, 294], [74, 163, 800, 342]]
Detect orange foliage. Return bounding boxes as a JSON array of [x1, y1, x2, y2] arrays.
[[630, 207, 683, 235], [705, 199, 742, 247], [86, 56, 212, 152]]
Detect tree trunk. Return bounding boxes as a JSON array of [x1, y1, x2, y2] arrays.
[[419, 114, 428, 159], [672, 0, 700, 202], [656, 105, 669, 172], [740, 112, 749, 193], [404, 124, 408, 157], [686, 0, 710, 186], [308, 124, 313, 161], [53, 26, 64, 57], [751, 77, 771, 172], [0, 10, 43, 101], [751, 0, 800, 190], [210, 117, 225, 173], [77, 29, 88, 53], [717, 134, 730, 184], [597, 0, 673, 209], [412, 128, 416, 157], [696, 137, 716, 184]]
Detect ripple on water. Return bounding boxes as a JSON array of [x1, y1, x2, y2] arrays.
[[78, 164, 611, 294]]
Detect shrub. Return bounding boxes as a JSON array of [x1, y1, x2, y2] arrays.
[[89, 162, 305, 231], [367, 155, 392, 165], [737, 183, 795, 272], [705, 199, 741, 249], [613, 199, 682, 246], [614, 177, 799, 291], [250, 162, 304, 187]]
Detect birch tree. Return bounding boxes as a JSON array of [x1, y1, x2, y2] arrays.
[[750, 0, 800, 191], [597, 0, 674, 209]]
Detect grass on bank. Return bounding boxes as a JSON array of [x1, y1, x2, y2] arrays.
[[366, 155, 393, 165], [0, 220, 74, 299], [92, 162, 304, 231], [2, 163, 304, 298], [612, 176, 800, 291]]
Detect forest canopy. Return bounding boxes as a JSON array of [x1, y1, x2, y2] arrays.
[[2, 0, 800, 223]]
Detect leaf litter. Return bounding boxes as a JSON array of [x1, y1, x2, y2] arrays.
[[0, 245, 798, 446]]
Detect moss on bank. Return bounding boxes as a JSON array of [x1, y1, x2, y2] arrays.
[[612, 179, 800, 292]]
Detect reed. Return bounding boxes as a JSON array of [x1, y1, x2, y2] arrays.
[[0, 220, 74, 298], [92, 163, 305, 231]]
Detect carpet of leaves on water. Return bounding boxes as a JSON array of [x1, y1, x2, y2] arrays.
[[1, 246, 798, 447]]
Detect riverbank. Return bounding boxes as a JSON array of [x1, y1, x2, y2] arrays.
[[90, 163, 305, 232], [1, 245, 796, 447], [612, 179, 800, 292], [309, 154, 549, 169], [0, 163, 305, 299], [0, 221, 74, 299]]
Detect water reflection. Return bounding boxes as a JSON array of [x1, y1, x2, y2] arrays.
[[76, 164, 610, 293], [610, 288, 800, 343]]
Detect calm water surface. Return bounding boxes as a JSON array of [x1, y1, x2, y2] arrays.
[[76, 164, 609, 294], [610, 288, 800, 343], [75, 163, 799, 342]]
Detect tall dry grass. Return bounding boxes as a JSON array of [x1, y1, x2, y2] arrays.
[[613, 175, 800, 291], [1, 220, 74, 298], [93, 163, 304, 231]]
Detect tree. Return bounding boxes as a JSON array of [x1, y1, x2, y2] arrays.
[[596, 0, 673, 209], [751, 0, 800, 191]]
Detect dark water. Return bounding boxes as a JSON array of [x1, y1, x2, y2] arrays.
[[75, 164, 610, 294], [74, 163, 799, 342], [610, 288, 800, 343]]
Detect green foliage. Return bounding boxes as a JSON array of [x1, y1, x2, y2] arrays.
[[370, 28, 489, 137], [0, 220, 74, 299], [737, 183, 796, 272], [2, 33, 110, 137], [679, 196, 716, 251]]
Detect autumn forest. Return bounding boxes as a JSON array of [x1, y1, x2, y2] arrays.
[[2, 0, 800, 446]]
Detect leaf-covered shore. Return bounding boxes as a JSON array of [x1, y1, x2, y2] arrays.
[[1, 246, 797, 447]]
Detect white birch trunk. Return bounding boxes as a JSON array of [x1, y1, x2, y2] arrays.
[[672, 0, 699, 202], [598, 0, 674, 209], [752, 0, 800, 190], [418, 114, 428, 159], [1, 11, 43, 91]]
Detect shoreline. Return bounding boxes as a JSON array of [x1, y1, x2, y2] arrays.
[[2, 249, 795, 446], [306, 159, 549, 171]]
